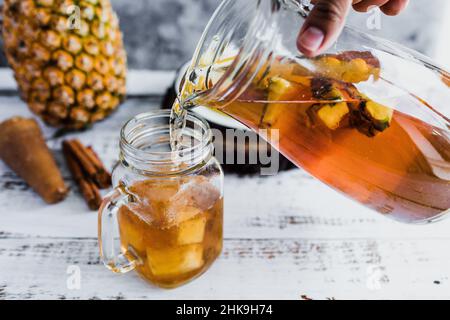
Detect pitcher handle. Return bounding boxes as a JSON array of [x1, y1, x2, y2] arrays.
[[98, 187, 139, 273]]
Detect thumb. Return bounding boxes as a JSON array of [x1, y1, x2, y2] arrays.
[[297, 0, 353, 57]]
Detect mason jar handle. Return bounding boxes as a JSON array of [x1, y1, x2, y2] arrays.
[[98, 187, 140, 274]]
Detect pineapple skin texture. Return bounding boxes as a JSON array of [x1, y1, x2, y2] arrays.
[[2, 0, 127, 129]]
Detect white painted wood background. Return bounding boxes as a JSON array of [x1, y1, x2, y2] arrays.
[[0, 69, 449, 300]]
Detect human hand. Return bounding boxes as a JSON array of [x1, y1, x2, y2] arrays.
[[297, 0, 409, 57]]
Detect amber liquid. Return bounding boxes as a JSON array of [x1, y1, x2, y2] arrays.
[[223, 92, 450, 222], [174, 53, 450, 223], [118, 177, 223, 288]]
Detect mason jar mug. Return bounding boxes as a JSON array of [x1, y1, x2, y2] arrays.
[[98, 111, 224, 288]]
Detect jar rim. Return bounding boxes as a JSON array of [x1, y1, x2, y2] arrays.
[[120, 110, 213, 174]]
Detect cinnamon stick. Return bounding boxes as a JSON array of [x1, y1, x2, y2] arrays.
[[86, 146, 112, 188], [79, 179, 102, 211], [64, 139, 112, 188], [65, 140, 98, 178], [62, 139, 111, 210], [63, 145, 102, 210]]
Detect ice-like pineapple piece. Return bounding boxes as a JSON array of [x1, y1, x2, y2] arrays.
[[118, 206, 147, 255], [146, 244, 204, 277], [177, 215, 207, 245], [130, 179, 180, 204], [188, 177, 221, 211], [167, 177, 220, 225], [172, 205, 203, 227], [127, 179, 181, 228]]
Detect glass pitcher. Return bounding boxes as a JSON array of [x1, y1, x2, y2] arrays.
[[173, 0, 450, 223]]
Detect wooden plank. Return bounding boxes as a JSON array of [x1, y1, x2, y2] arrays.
[[0, 236, 449, 300]]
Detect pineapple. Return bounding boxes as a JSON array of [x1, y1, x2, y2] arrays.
[[2, 0, 127, 129]]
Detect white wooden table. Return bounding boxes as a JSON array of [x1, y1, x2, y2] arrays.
[[0, 69, 449, 300]]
